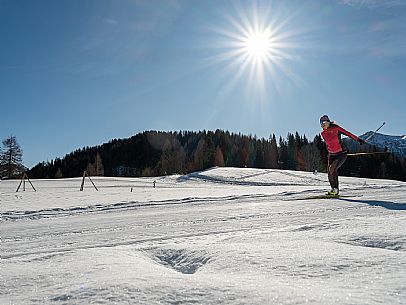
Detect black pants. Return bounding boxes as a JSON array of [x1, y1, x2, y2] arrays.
[[328, 152, 347, 190]]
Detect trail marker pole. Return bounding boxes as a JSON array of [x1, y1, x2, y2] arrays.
[[80, 171, 99, 191], [16, 172, 36, 192]]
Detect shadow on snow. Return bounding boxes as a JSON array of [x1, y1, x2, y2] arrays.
[[339, 198, 406, 210]]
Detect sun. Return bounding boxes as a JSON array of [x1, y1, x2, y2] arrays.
[[207, 3, 304, 101], [244, 30, 273, 60]]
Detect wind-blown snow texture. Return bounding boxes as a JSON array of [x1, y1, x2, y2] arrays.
[[1, 167, 406, 304]]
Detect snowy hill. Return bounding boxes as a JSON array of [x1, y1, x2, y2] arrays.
[[359, 131, 406, 157], [1, 167, 406, 304]]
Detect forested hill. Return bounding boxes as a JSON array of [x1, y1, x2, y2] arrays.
[[28, 130, 406, 181]]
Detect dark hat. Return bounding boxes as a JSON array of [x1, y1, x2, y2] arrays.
[[320, 115, 330, 124]]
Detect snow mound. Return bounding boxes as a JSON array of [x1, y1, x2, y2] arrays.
[[178, 167, 327, 187]]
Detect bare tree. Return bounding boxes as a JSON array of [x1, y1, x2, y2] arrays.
[[0, 135, 24, 178], [86, 152, 104, 176]]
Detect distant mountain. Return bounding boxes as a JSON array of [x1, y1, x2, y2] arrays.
[[358, 132, 406, 157]]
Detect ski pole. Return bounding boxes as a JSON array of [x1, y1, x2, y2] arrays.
[[347, 151, 390, 156], [364, 122, 386, 142]]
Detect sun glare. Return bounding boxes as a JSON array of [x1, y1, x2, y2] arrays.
[[244, 31, 273, 60], [209, 3, 304, 101]]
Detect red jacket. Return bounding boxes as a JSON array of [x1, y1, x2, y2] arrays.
[[321, 124, 360, 154]]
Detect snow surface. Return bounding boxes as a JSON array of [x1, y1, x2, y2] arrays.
[[1, 167, 406, 304]]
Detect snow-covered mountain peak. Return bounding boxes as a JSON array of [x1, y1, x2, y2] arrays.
[[359, 132, 406, 157]]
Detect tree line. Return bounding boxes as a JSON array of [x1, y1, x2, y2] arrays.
[[25, 130, 406, 182]]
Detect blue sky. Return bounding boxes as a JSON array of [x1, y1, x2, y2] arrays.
[[1, 0, 405, 168]]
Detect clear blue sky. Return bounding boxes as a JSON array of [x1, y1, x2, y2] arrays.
[[1, 0, 405, 168]]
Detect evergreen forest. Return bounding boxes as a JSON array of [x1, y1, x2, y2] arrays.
[[28, 130, 406, 182]]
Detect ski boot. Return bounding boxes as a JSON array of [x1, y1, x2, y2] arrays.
[[326, 188, 339, 196]]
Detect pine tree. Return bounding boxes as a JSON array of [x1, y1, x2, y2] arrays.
[[278, 136, 288, 169], [269, 134, 279, 168], [254, 140, 264, 168], [0, 135, 24, 178], [286, 133, 296, 170]]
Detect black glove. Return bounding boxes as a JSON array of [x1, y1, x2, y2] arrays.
[[357, 138, 365, 145]]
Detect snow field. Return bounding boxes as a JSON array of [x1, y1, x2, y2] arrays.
[[1, 167, 405, 304]]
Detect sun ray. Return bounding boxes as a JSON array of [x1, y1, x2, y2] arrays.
[[207, 1, 308, 103]]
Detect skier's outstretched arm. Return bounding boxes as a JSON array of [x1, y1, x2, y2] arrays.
[[337, 126, 364, 144]]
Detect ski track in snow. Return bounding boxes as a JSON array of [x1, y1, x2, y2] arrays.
[[1, 167, 406, 305]]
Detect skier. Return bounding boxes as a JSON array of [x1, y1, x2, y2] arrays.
[[320, 115, 365, 195]]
